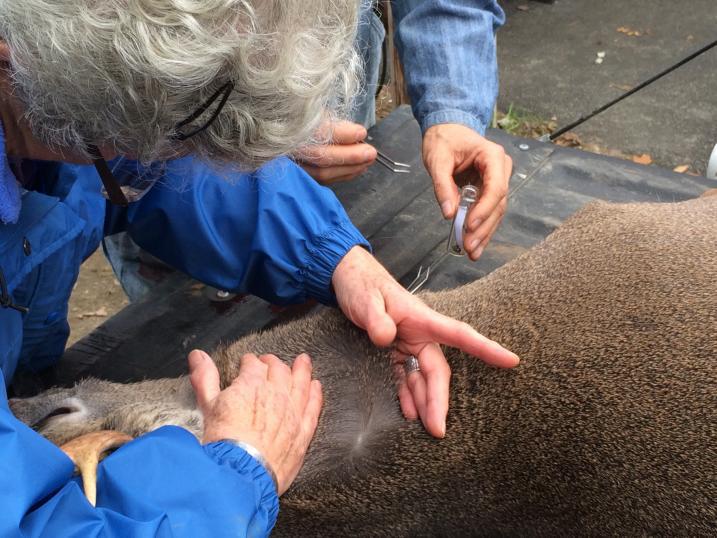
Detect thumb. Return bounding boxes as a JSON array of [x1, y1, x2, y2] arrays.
[[188, 350, 221, 411], [364, 293, 397, 347], [425, 145, 459, 219]]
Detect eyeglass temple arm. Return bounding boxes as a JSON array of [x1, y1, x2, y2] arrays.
[[86, 144, 129, 207], [86, 80, 234, 207], [172, 81, 234, 141]]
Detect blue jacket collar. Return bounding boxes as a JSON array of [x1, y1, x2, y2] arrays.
[[0, 119, 21, 225]]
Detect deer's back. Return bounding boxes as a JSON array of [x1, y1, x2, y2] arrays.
[[215, 198, 716, 536]]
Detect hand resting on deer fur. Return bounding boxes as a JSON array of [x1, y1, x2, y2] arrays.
[[10, 196, 716, 536]]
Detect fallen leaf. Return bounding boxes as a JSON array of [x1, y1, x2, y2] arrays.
[[632, 153, 653, 165], [617, 26, 642, 37], [78, 307, 109, 319], [555, 132, 582, 148], [673, 164, 690, 174], [610, 83, 633, 92]]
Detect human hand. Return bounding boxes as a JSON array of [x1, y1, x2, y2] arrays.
[[422, 123, 512, 260], [332, 246, 520, 438], [188, 350, 323, 495], [296, 120, 377, 184]]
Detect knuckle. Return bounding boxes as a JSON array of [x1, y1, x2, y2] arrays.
[[315, 168, 331, 181], [487, 142, 502, 156], [240, 353, 259, 367]]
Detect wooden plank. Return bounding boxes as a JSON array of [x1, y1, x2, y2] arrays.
[[382, 1, 410, 106]]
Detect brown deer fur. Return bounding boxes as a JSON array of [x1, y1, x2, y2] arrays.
[[10, 197, 717, 536]]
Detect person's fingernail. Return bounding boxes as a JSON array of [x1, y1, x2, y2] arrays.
[[473, 246, 484, 259], [441, 201, 453, 218], [363, 148, 375, 161], [469, 218, 481, 231], [440, 419, 446, 437], [468, 238, 480, 252], [188, 350, 205, 372]]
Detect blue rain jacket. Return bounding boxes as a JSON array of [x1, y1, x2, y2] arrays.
[[0, 123, 367, 535]]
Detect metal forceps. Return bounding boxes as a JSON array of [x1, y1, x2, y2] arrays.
[[405, 184, 479, 294], [406, 251, 450, 295], [363, 136, 411, 173]]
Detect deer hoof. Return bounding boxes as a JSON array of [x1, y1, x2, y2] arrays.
[[60, 430, 133, 506]]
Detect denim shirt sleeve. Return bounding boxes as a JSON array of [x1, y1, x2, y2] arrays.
[[391, 0, 505, 136]]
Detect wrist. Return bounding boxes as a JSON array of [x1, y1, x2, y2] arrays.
[[331, 244, 372, 290], [420, 111, 486, 137], [216, 439, 279, 493]]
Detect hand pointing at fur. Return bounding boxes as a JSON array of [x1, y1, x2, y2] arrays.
[[332, 247, 520, 438]]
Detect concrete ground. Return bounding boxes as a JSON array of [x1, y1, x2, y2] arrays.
[[498, 0, 717, 174]]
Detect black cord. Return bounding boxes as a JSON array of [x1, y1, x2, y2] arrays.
[[172, 81, 235, 141], [0, 266, 29, 314], [550, 38, 717, 140]]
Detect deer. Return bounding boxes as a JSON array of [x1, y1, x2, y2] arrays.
[[9, 194, 717, 536]]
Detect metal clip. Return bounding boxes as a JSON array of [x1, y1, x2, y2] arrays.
[[446, 185, 479, 256]]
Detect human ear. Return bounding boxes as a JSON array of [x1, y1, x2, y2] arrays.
[[0, 41, 10, 62]]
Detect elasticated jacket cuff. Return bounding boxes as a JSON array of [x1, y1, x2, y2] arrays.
[[302, 222, 371, 306], [204, 440, 279, 533]]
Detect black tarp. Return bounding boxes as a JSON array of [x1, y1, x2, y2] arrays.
[[16, 105, 712, 392]]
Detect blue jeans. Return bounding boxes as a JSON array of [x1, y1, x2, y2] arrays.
[[351, 5, 386, 128]]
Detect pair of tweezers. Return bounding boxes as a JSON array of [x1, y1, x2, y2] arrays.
[[376, 151, 411, 173], [364, 137, 411, 173]]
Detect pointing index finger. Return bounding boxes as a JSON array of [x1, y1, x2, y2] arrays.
[[420, 309, 520, 368]]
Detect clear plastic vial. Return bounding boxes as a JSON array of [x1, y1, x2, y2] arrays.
[[446, 184, 479, 256]]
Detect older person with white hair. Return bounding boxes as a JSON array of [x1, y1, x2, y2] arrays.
[[0, 1, 518, 536]]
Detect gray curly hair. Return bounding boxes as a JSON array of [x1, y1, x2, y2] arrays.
[[0, 0, 362, 168]]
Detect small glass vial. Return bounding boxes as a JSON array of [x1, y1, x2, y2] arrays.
[[446, 184, 479, 256]]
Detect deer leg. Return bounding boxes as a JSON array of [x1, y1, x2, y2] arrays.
[[60, 430, 133, 506]]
